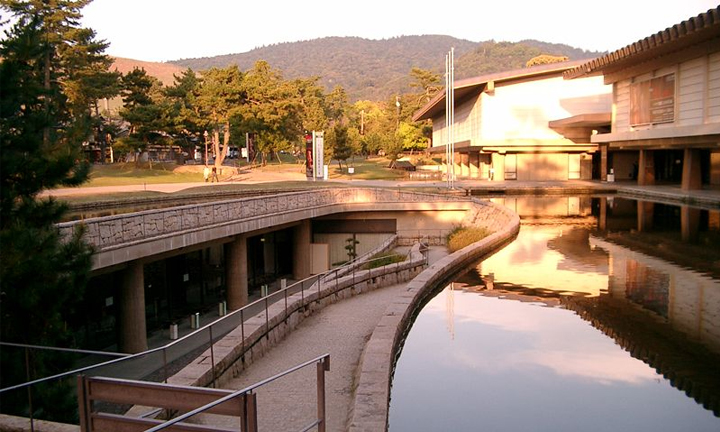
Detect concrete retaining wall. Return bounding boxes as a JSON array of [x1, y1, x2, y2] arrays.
[[167, 243, 429, 390], [56, 188, 471, 271], [348, 199, 520, 431]]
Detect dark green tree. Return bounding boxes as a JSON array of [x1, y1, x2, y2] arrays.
[[295, 76, 329, 133], [240, 61, 302, 164], [1, 0, 121, 148], [163, 68, 203, 158], [196, 65, 246, 167], [409, 67, 441, 105], [118, 67, 171, 164], [0, 16, 94, 421], [329, 124, 352, 172]]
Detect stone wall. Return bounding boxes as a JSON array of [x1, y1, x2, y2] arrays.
[[56, 188, 472, 271]]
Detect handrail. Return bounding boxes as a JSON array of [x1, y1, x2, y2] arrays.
[[142, 354, 330, 432], [0, 239, 423, 395], [0, 341, 129, 358], [0, 272, 321, 394]]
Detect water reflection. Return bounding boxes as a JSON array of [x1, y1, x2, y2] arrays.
[[389, 196, 720, 432]]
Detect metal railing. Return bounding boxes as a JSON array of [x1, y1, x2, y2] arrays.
[[0, 241, 429, 428], [77, 354, 330, 432]]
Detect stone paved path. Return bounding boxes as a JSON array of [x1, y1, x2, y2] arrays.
[[196, 247, 447, 431], [202, 282, 406, 431]]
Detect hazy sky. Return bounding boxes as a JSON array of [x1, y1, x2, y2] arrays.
[[79, 0, 719, 62]]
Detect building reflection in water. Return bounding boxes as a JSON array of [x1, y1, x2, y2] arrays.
[[461, 195, 720, 416], [390, 195, 720, 431]]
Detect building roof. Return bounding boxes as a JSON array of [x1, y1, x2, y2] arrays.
[[564, 6, 720, 81], [548, 113, 612, 129], [413, 60, 589, 122]]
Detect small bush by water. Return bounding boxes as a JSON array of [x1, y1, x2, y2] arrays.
[[446, 226, 492, 252], [364, 252, 406, 269]]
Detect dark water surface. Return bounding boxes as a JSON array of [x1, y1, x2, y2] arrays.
[[388, 196, 720, 432]]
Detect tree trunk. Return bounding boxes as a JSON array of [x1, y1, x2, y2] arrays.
[[274, 151, 282, 164], [43, 46, 51, 147], [213, 124, 231, 170]]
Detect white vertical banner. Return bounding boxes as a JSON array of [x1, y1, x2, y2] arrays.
[[313, 131, 324, 180]]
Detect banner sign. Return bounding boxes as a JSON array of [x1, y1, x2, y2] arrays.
[[314, 131, 324, 180], [305, 132, 314, 179]]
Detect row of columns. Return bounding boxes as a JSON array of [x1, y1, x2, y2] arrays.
[[117, 221, 312, 353], [596, 196, 701, 242], [602, 146, 703, 190], [445, 151, 501, 180]]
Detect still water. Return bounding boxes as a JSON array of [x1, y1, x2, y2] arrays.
[[388, 196, 720, 432]]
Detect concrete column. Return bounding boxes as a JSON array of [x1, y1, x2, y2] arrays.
[[637, 201, 654, 233], [293, 220, 311, 280], [226, 235, 248, 311], [469, 152, 479, 178], [119, 261, 148, 354], [638, 149, 655, 186], [682, 148, 702, 191], [460, 153, 469, 177], [491, 153, 506, 181], [600, 144, 608, 182], [681, 206, 701, 242], [711, 151, 720, 186], [453, 152, 461, 180]]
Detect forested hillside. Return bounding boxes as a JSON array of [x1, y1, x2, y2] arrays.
[[170, 36, 603, 101]]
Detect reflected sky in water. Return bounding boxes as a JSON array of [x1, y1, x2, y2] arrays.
[[389, 217, 720, 432]]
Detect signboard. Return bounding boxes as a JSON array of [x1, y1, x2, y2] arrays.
[[630, 74, 675, 126], [314, 131, 324, 180], [305, 132, 313, 179]]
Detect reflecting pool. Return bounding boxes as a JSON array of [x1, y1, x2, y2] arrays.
[[388, 196, 720, 432]]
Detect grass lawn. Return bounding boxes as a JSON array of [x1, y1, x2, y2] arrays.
[[85, 157, 406, 186], [86, 163, 203, 186], [325, 156, 407, 180], [54, 157, 421, 208]]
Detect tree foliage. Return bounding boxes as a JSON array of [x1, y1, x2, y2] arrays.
[[171, 36, 602, 101], [1, 0, 120, 143], [0, 9, 94, 421], [526, 54, 569, 68], [329, 124, 352, 170]]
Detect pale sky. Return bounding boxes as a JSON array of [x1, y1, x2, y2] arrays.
[[79, 0, 719, 62]]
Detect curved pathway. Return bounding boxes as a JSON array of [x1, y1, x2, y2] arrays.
[[196, 247, 448, 431]]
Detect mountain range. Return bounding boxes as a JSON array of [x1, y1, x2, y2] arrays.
[[120, 36, 605, 102]]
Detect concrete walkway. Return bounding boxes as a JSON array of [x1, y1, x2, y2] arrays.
[[194, 247, 448, 431]]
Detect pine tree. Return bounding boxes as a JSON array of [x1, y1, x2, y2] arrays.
[[1, 0, 121, 147], [331, 124, 353, 172], [0, 10, 94, 422]]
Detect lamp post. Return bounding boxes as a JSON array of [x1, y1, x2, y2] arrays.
[[203, 130, 209, 165]]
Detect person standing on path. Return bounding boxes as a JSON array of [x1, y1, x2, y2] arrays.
[[210, 166, 219, 182]]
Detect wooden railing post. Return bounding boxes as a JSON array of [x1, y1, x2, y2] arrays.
[[317, 356, 330, 432], [76, 375, 89, 432], [246, 392, 258, 432]]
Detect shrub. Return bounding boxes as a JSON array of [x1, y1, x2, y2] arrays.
[[446, 226, 492, 252], [364, 252, 406, 269]]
